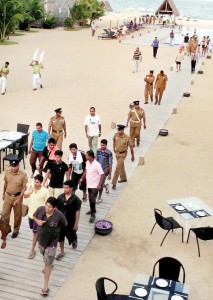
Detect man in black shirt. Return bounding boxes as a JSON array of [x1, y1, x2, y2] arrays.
[[33, 197, 67, 296], [37, 137, 58, 173], [43, 150, 69, 198], [56, 180, 81, 260]]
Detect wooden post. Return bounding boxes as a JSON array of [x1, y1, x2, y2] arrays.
[[173, 108, 177, 114], [191, 80, 194, 85], [111, 122, 116, 129], [170, 67, 173, 71], [138, 157, 145, 166]]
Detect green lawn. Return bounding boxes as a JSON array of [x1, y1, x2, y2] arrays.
[[0, 40, 18, 45]]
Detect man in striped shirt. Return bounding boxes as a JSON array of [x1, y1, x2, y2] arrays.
[[132, 47, 142, 73]]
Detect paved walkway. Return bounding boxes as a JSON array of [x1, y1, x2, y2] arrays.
[[0, 29, 207, 299]]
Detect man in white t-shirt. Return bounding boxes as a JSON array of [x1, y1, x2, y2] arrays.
[[84, 107, 101, 155], [175, 49, 184, 72]]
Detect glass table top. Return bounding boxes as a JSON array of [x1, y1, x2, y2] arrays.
[[166, 197, 213, 220]]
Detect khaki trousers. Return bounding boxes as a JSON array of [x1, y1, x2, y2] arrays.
[[51, 132, 63, 150], [2, 194, 23, 233], [88, 136, 99, 155], [144, 85, 153, 102], [48, 187, 63, 198], [155, 86, 164, 104], [112, 152, 127, 185], [130, 123, 141, 144]]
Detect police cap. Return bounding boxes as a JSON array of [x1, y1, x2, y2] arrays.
[[55, 108, 62, 113], [133, 100, 140, 105], [117, 124, 126, 131], [10, 160, 20, 166]]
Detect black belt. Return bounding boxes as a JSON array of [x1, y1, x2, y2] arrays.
[[6, 191, 21, 197], [118, 151, 127, 154], [52, 130, 62, 133]]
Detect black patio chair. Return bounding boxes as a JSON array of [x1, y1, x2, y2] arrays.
[[150, 208, 183, 246], [187, 226, 213, 257], [7, 123, 30, 156], [98, 32, 116, 40], [95, 277, 128, 300], [153, 257, 185, 283], [3, 143, 27, 171]]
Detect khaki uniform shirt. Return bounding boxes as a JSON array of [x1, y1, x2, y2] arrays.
[[113, 133, 132, 152], [4, 170, 28, 194], [144, 74, 155, 87], [155, 74, 168, 88], [128, 108, 144, 123], [49, 116, 66, 132]]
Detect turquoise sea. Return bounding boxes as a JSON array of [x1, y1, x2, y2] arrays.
[[109, 0, 213, 20]]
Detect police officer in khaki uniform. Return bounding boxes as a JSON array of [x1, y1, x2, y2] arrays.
[[144, 70, 155, 104], [126, 101, 146, 147], [48, 108, 66, 150], [154, 70, 168, 105], [112, 125, 134, 189], [187, 37, 194, 55], [2, 159, 28, 238]]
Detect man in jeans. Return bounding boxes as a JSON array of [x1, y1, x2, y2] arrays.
[[132, 47, 142, 73], [152, 37, 159, 59], [33, 197, 67, 296], [79, 150, 104, 223], [96, 139, 113, 203], [29, 122, 49, 178], [84, 107, 101, 155]]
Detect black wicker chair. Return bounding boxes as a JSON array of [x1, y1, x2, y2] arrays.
[[187, 226, 213, 257], [95, 277, 128, 300], [150, 208, 183, 246], [153, 257, 185, 283], [3, 143, 27, 171]]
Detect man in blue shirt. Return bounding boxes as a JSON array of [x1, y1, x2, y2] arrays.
[[96, 139, 113, 203], [29, 122, 49, 177], [152, 37, 159, 59]]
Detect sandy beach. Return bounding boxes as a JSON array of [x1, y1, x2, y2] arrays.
[[0, 14, 213, 300]]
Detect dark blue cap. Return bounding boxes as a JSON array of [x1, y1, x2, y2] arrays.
[[117, 124, 125, 130]]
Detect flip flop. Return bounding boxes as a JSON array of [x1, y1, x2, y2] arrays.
[[55, 253, 65, 261], [40, 289, 49, 296], [82, 194, 87, 202], [105, 184, 109, 194], [96, 199, 103, 204], [28, 251, 36, 259]]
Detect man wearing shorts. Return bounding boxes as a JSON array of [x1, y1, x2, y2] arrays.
[[33, 197, 67, 296], [56, 180, 81, 260], [175, 49, 184, 72], [24, 174, 49, 259]]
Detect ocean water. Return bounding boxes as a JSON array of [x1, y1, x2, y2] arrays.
[[109, 0, 213, 20]]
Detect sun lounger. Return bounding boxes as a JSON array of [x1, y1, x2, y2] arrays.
[[98, 32, 116, 40]]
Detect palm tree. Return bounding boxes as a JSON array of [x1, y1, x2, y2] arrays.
[[0, 0, 24, 41], [23, 0, 45, 30]]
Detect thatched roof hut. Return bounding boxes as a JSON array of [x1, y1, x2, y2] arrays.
[[155, 0, 180, 16]]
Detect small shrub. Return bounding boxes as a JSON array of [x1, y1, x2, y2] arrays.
[[42, 14, 57, 29], [64, 17, 74, 29]]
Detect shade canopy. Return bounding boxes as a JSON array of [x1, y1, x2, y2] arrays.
[[155, 0, 180, 16]]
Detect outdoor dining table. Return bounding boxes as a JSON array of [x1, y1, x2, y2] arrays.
[[128, 273, 190, 300], [0, 130, 27, 173], [166, 197, 213, 242]]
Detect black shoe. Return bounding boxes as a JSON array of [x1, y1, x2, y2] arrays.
[[118, 180, 127, 183], [89, 215, 95, 223], [6, 229, 11, 236], [112, 185, 116, 190], [86, 210, 92, 215], [137, 141, 140, 146], [11, 232, 19, 239], [40, 84, 43, 88], [144, 102, 148, 104]]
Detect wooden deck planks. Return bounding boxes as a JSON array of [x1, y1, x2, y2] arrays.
[[0, 45, 206, 299]]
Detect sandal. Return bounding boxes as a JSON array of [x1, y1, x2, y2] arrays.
[[105, 184, 109, 194], [28, 251, 36, 259], [55, 253, 65, 261], [72, 241, 78, 249], [96, 199, 103, 204], [40, 289, 49, 296], [82, 194, 87, 202]]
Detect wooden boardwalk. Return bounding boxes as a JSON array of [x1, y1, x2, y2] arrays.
[[0, 29, 207, 299]]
